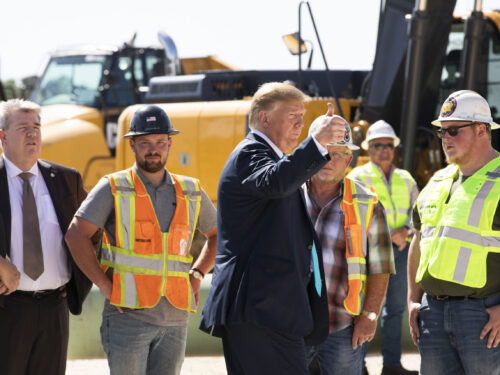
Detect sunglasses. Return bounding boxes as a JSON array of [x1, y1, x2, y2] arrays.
[[371, 143, 394, 151], [435, 123, 477, 139]]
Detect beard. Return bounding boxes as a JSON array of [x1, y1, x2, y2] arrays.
[[315, 171, 344, 184], [136, 154, 166, 173]]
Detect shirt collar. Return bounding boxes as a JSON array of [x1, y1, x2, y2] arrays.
[[252, 129, 284, 159], [305, 180, 344, 211], [2, 154, 39, 180], [133, 164, 173, 188]]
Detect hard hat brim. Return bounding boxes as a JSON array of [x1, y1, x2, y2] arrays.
[[431, 118, 500, 129], [361, 136, 400, 150], [326, 142, 360, 151], [123, 129, 180, 138]]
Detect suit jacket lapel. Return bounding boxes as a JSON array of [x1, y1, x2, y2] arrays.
[[247, 132, 281, 162], [0, 158, 11, 257], [38, 160, 67, 234]]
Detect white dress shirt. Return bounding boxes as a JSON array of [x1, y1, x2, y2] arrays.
[[252, 129, 328, 158], [3, 155, 70, 291]]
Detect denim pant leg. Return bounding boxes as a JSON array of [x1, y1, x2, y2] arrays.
[[419, 294, 500, 375], [147, 325, 187, 375], [101, 313, 187, 375], [101, 313, 156, 375], [454, 294, 500, 375], [418, 294, 464, 375], [308, 325, 363, 375], [380, 243, 408, 367]]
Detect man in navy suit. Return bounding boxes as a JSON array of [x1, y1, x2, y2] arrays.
[[200, 82, 347, 375]]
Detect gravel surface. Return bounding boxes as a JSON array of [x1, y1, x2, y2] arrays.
[[67, 353, 420, 375]]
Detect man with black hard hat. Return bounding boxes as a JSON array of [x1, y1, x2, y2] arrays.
[[66, 104, 217, 375]]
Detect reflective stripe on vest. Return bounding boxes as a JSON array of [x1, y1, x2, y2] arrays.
[[100, 168, 202, 311], [341, 178, 377, 315], [349, 162, 413, 229], [416, 156, 500, 287]]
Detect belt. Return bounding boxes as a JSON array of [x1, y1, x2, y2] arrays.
[[12, 287, 63, 299], [429, 294, 470, 301]]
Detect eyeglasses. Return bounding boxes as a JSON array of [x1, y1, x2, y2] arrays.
[[329, 151, 351, 160], [371, 143, 394, 151], [435, 123, 477, 139]]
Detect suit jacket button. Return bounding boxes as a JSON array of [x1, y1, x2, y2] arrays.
[[308, 244, 313, 250]]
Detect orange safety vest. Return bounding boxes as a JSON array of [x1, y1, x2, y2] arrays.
[[100, 168, 202, 311], [341, 178, 377, 315]]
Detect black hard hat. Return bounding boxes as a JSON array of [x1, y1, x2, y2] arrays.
[[124, 105, 180, 138]]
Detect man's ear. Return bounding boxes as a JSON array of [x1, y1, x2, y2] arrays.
[[346, 154, 354, 167], [129, 138, 135, 151], [258, 111, 268, 128], [477, 123, 488, 137]]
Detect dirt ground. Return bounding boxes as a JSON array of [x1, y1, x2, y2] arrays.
[[67, 353, 420, 375]]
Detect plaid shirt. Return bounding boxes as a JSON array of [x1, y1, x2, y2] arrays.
[[305, 181, 395, 333]]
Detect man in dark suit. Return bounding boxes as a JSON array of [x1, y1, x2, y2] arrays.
[[0, 213, 20, 295], [200, 82, 348, 375], [0, 99, 92, 375]]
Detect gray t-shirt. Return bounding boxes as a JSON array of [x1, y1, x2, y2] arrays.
[[76, 166, 217, 326]]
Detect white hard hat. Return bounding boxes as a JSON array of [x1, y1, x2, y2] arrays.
[[361, 120, 400, 150], [432, 90, 500, 129], [308, 114, 360, 150]]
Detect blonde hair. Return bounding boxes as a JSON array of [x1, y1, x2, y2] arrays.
[[248, 82, 309, 129], [0, 99, 41, 130]]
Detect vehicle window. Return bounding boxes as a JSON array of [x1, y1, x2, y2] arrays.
[[133, 56, 145, 86], [145, 54, 166, 79], [31, 55, 106, 106], [486, 22, 500, 121], [436, 23, 465, 117]]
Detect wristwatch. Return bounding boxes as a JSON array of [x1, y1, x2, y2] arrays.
[[189, 268, 204, 281], [362, 310, 378, 321]]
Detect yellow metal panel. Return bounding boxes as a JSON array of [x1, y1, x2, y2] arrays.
[[484, 11, 500, 31], [41, 104, 103, 130], [197, 101, 251, 200], [40, 118, 112, 187], [180, 56, 238, 75]]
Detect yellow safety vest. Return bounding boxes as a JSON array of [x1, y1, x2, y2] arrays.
[[416, 156, 500, 288], [100, 168, 202, 311], [348, 162, 414, 229], [342, 178, 378, 315]]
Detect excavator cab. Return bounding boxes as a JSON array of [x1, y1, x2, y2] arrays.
[[31, 46, 167, 109]]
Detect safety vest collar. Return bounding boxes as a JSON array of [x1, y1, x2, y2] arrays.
[[355, 162, 411, 229]]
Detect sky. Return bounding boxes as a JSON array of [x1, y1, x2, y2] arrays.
[[1, 0, 499, 82]]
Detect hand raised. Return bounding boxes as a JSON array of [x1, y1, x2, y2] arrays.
[[310, 103, 350, 146]]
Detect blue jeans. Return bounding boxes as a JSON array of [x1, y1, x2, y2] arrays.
[[307, 325, 363, 375], [380, 243, 409, 367], [101, 313, 187, 375], [418, 293, 500, 375]]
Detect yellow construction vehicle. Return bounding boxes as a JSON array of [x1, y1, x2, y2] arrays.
[[16, 1, 500, 201]]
